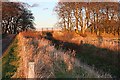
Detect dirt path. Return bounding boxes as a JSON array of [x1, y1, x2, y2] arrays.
[[1, 34, 16, 56]]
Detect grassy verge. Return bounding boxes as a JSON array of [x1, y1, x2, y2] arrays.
[[2, 37, 20, 79], [44, 32, 120, 78]]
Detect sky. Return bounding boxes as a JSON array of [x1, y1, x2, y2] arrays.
[[28, 2, 58, 29]]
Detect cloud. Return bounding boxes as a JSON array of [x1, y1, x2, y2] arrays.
[[43, 8, 48, 10], [31, 3, 39, 7]]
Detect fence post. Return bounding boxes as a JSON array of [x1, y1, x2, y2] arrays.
[[52, 28, 53, 32], [42, 28, 43, 32], [28, 62, 35, 78], [47, 28, 48, 31]]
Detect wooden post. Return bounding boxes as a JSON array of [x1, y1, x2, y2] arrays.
[[47, 28, 48, 31], [52, 28, 53, 32], [28, 62, 35, 78], [42, 28, 43, 32]]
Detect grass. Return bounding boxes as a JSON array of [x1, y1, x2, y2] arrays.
[[8, 31, 118, 78], [55, 65, 89, 78], [54, 60, 88, 78], [44, 32, 120, 78], [2, 37, 20, 79], [75, 44, 119, 78], [20, 32, 94, 78]]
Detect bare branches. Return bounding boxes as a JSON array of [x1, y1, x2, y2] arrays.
[[54, 2, 119, 35]]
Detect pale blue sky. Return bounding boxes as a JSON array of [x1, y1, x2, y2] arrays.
[[29, 2, 58, 29], [15, 0, 58, 29]]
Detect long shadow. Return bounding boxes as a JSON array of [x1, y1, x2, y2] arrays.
[[44, 32, 120, 78]]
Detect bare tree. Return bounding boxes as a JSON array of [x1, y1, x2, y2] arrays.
[[54, 1, 119, 35]]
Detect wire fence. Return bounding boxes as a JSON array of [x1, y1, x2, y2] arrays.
[[36, 28, 61, 32]]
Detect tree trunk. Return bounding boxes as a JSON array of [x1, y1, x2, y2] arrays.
[[96, 13, 99, 35], [67, 12, 70, 30], [75, 3, 79, 33], [93, 12, 96, 33], [63, 16, 66, 31]]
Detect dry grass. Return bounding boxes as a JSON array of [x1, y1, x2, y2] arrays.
[[53, 31, 119, 51], [11, 31, 119, 78], [13, 32, 99, 78], [49, 31, 119, 78]]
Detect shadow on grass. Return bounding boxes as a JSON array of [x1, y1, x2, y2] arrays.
[[45, 32, 120, 78]]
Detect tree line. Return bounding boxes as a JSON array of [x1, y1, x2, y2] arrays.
[[54, 2, 120, 35], [2, 2, 36, 34]]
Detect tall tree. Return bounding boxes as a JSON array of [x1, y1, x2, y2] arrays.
[[54, 1, 119, 35], [2, 2, 36, 34]]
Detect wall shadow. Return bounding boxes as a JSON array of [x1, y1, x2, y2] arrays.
[[44, 32, 120, 78]]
